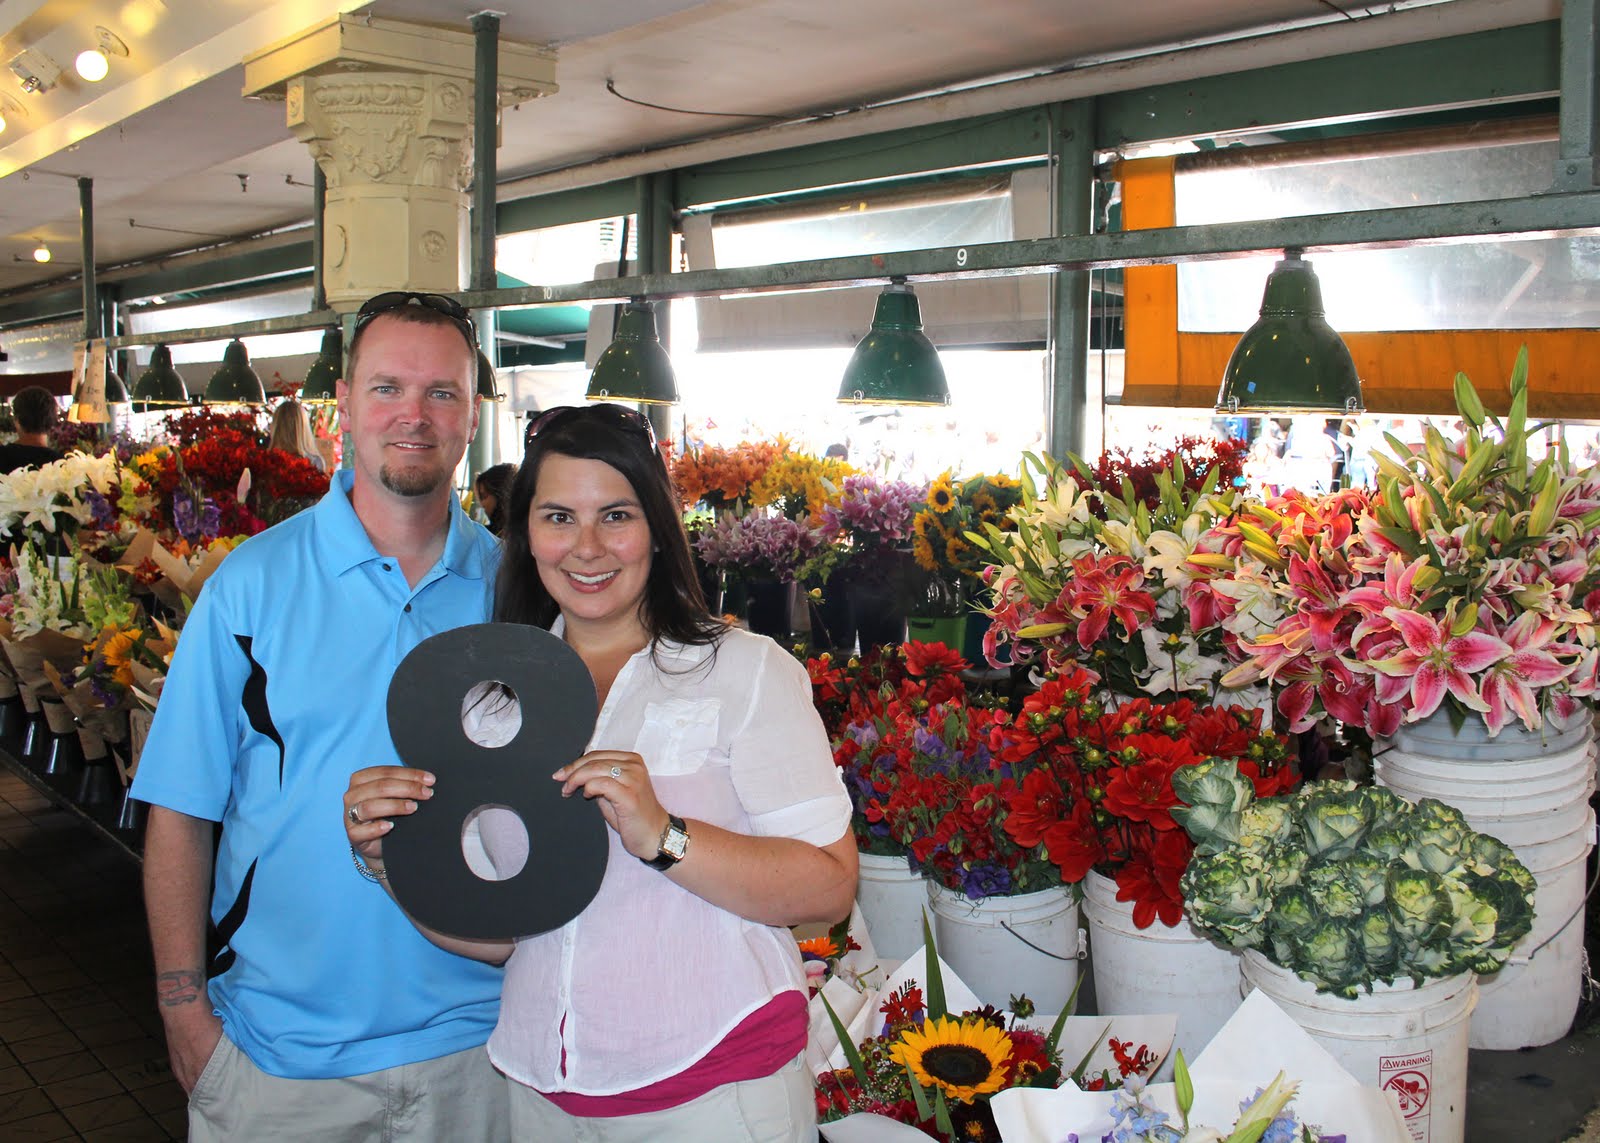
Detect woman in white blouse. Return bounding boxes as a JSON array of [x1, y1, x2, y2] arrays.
[[344, 403, 857, 1142]]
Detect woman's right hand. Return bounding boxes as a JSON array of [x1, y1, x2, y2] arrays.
[[343, 765, 434, 864]]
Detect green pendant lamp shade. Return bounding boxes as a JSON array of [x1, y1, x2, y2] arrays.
[[302, 327, 342, 404], [837, 279, 949, 407], [477, 351, 502, 401], [204, 339, 266, 404], [585, 300, 678, 405], [1216, 249, 1363, 415], [103, 366, 129, 405], [131, 344, 189, 406]]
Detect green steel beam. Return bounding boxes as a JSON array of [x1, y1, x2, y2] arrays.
[[1047, 100, 1094, 461], [101, 308, 339, 350], [495, 180, 637, 234], [112, 241, 315, 305], [0, 286, 81, 330], [455, 188, 1600, 310], [674, 109, 1052, 209], [1098, 22, 1559, 148]]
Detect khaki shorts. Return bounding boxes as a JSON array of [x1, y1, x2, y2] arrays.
[[506, 1053, 816, 1143], [187, 1035, 510, 1142]]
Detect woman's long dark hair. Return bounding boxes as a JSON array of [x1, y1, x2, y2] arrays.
[[495, 406, 724, 652]]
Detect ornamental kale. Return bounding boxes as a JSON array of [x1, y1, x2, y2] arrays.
[[1174, 763, 1536, 997]]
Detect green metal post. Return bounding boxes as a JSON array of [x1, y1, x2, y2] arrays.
[[468, 11, 500, 478], [639, 171, 675, 442], [79, 178, 96, 340], [1554, 0, 1599, 191], [1047, 100, 1094, 461]]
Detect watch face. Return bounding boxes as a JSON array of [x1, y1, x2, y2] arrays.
[[662, 824, 689, 861]]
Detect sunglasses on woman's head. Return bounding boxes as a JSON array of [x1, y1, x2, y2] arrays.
[[524, 404, 659, 452], [352, 291, 478, 350]]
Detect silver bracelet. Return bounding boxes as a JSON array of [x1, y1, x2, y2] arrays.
[[350, 845, 387, 882]]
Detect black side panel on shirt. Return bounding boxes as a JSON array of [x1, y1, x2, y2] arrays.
[[209, 858, 256, 979], [234, 634, 285, 785]]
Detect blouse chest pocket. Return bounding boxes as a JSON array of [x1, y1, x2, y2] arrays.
[[636, 698, 722, 777]]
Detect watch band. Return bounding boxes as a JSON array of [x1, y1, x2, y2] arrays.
[[643, 813, 689, 871]]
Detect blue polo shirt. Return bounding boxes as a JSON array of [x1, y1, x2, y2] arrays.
[[131, 471, 504, 1079]]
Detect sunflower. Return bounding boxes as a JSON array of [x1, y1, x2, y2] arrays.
[[927, 475, 957, 514], [970, 491, 998, 518], [889, 1015, 1013, 1102], [912, 533, 938, 572]]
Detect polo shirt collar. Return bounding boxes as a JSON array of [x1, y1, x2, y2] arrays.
[[315, 469, 490, 582]]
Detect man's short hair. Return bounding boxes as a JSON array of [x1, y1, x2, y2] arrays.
[[11, 386, 59, 434], [346, 303, 477, 383]]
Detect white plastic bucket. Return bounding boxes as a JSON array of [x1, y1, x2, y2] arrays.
[[1388, 707, 1592, 759], [926, 882, 1080, 1015], [855, 851, 928, 962], [1470, 812, 1594, 1050], [1241, 951, 1474, 1143], [1081, 871, 1240, 1072], [1376, 710, 1596, 1050]]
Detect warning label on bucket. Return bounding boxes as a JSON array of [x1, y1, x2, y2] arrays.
[[1380, 1051, 1433, 1143]]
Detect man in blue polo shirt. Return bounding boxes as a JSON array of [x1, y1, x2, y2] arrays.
[[132, 293, 509, 1139]]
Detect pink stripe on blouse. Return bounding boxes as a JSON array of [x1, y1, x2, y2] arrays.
[[537, 991, 807, 1117]]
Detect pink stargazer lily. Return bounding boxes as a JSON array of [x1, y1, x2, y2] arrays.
[[1370, 607, 1512, 720], [1480, 613, 1573, 734], [1062, 554, 1156, 649]]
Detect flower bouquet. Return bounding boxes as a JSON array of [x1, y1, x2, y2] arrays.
[[0, 452, 124, 549], [1221, 350, 1600, 739], [818, 475, 926, 624], [668, 437, 787, 515], [1171, 761, 1536, 997], [990, 990, 1406, 1143], [913, 471, 1023, 588], [811, 641, 972, 857], [750, 449, 857, 520], [1038, 695, 1297, 930], [969, 449, 1259, 708], [693, 511, 835, 586], [814, 920, 1171, 1143]]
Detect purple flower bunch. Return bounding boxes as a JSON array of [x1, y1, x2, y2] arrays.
[[171, 489, 221, 545], [694, 512, 830, 583], [818, 475, 925, 549]]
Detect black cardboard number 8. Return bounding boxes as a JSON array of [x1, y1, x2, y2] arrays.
[[383, 623, 606, 940]]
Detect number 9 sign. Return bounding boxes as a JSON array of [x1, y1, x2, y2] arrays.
[[382, 623, 607, 940]]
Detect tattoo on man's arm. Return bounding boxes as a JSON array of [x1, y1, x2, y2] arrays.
[[156, 970, 205, 1007]]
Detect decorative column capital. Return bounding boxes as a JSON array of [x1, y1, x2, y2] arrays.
[[244, 14, 557, 311], [286, 72, 473, 192]]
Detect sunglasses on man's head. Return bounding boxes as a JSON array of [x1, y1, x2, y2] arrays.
[[524, 404, 659, 452], [352, 291, 478, 350]]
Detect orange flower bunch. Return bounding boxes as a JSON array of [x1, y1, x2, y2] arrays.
[[669, 438, 788, 510]]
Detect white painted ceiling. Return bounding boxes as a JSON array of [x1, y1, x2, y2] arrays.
[[0, 0, 1559, 302]]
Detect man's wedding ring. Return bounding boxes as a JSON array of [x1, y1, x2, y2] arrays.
[[348, 805, 361, 824]]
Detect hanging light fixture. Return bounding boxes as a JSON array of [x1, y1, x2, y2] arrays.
[[476, 351, 503, 402], [1216, 248, 1363, 415], [103, 364, 129, 405], [837, 278, 949, 407], [132, 344, 189, 406], [204, 339, 266, 404], [584, 299, 678, 405], [301, 327, 342, 404]]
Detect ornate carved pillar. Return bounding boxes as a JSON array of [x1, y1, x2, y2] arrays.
[[285, 73, 471, 307], [244, 16, 556, 311]]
